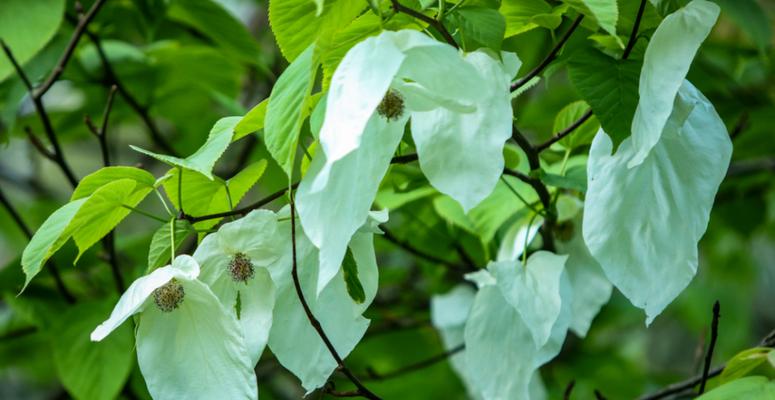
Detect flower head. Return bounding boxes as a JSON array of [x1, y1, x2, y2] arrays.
[[193, 209, 282, 365], [297, 29, 520, 295], [91, 255, 257, 400]]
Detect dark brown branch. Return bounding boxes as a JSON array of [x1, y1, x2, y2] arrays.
[[534, 1, 646, 153], [729, 113, 750, 141], [510, 15, 584, 92], [85, 85, 118, 166], [187, 182, 300, 223], [363, 344, 464, 381], [189, 155, 419, 223], [638, 327, 775, 400], [594, 390, 608, 400], [34, 0, 108, 98], [0, 326, 37, 341], [289, 197, 382, 400], [535, 109, 593, 152], [75, 23, 178, 156], [1, 41, 78, 187], [726, 158, 775, 177], [698, 301, 721, 394], [390, 0, 457, 48], [381, 227, 468, 272], [622, 0, 648, 59], [0, 188, 75, 303], [564, 380, 576, 400]]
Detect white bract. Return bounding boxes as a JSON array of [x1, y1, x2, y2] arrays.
[[297, 29, 518, 295], [266, 207, 381, 393], [91, 255, 257, 400], [584, 81, 732, 324], [193, 210, 282, 365], [463, 257, 572, 400]]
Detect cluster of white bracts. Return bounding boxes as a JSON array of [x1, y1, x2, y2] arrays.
[[91, 0, 731, 398]]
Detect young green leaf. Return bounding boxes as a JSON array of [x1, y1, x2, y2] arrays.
[[264, 44, 318, 177], [0, 0, 65, 82], [71, 179, 153, 262], [720, 348, 775, 384], [500, 0, 564, 37], [553, 100, 600, 149], [71, 166, 155, 201], [564, 0, 620, 44], [234, 99, 268, 141], [450, 6, 506, 51], [341, 248, 365, 304], [131, 116, 241, 179], [269, 0, 364, 61], [696, 376, 775, 400], [167, 0, 263, 66], [568, 47, 640, 149], [21, 199, 87, 291], [147, 220, 194, 270]]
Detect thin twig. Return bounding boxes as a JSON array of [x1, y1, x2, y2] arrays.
[[594, 390, 608, 400], [289, 196, 382, 400], [726, 158, 775, 177], [363, 344, 464, 381], [729, 113, 750, 141], [187, 182, 300, 223], [622, 0, 648, 59], [510, 15, 584, 92], [564, 380, 576, 400], [381, 227, 468, 272], [698, 301, 721, 394], [72, 18, 178, 155], [390, 0, 457, 48], [391, 153, 419, 164], [1, 41, 78, 187], [34, 0, 108, 98], [535, 109, 593, 152], [534, 0, 646, 153], [638, 326, 775, 400], [0, 188, 75, 303]]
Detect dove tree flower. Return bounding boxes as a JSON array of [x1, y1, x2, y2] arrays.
[[193, 209, 281, 365], [297, 29, 520, 294], [90, 255, 257, 400]]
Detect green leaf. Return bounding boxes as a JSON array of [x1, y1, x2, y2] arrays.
[[70, 179, 153, 261], [147, 220, 194, 270], [0, 0, 65, 82], [167, 0, 263, 66], [21, 199, 87, 291], [500, 0, 564, 37], [450, 7, 506, 51], [234, 99, 268, 141], [51, 300, 134, 400], [538, 170, 587, 193], [553, 100, 600, 149], [433, 195, 479, 235], [712, 0, 771, 52], [269, 0, 365, 61], [163, 160, 268, 232], [131, 116, 241, 179], [697, 376, 775, 400], [568, 47, 640, 149], [71, 166, 155, 201], [264, 45, 318, 177], [720, 348, 774, 383], [564, 0, 619, 44], [341, 248, 365, 304]]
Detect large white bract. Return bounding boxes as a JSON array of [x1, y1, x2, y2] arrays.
[[91, 255, 258, 400], [297, 29, 518, 295]]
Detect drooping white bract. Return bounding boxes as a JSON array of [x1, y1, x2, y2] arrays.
[[430, 285, 479, 398], [556, 215, 613, 337], [583, 81, 732, 324], [265, 207, 382, 393], [91, 255, 257, 400], [193, 210, 282, 365], [628, 0, 719, 167], [297, 29, 518, 295], [463, 254, 572, 400]]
